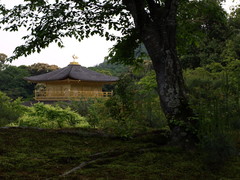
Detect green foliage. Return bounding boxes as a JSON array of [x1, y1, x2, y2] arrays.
[[89, 61, 129, 92], [0, 63, 61, 100], [221, 37, 240, 63], [0, 65, 34, 99], [185, 61, 240, 165], [220, 7, 240, 64], [86, 77, 141, 137], [89, 61, 129, 77], [185, 61, 240, 126], [107, 30, 144, 66], [18, 103, 87, 129], [178, 0, 229, 69], [28, 63, 59, 76], [57, 98, 96, 117], [137, 71, 157, 93], [0, 91, 25, 126], [87, 99, 110, 128], [87, 73, 166, 137]]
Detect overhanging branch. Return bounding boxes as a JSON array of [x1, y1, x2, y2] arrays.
[[122, 0, 150, 30]]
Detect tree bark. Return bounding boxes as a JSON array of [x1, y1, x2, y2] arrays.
[[123, 0, 198, 144]]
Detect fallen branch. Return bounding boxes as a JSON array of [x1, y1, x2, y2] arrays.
[[60, 159, 99, 177], [60, 147, 161, 177]]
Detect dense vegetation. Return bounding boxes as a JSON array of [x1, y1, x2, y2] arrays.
[[0, 62, 59, 99]]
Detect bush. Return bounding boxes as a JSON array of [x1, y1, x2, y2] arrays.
[[86, 74, 166, 137], [87, 99, 108, 128], [18, 103, 88, 128], [57, 98, 95, 117], [185, 62, 240, 165], [0, 91, 25, 126]]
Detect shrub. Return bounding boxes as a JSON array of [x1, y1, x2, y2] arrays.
[[185, 62, 240, 166], [0, 91, 25, 126], [87, 99, 108, 128], [86, 74, 166, 137], [18, 103, 87, 128], [57, 98, 95, 117]]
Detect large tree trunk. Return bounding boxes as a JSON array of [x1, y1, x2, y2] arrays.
[[123, 0, 198, 144], [145, 37, 198, 144]]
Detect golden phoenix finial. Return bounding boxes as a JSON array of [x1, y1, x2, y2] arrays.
[[72, 54, 79, 61]]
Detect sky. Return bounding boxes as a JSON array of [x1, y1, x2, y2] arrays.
[[0, 0, 239, 68]]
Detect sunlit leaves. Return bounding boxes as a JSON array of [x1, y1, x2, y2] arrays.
[[18, 103, 86, 128]]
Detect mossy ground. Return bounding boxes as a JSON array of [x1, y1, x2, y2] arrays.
[[0, 127, 239, 179]]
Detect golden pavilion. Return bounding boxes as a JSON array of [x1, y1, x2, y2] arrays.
[[24, 61, 118, 101]]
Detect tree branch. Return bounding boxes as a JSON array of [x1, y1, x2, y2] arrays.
[[60, 159, 101, 177], [122, 0, 150, 30]]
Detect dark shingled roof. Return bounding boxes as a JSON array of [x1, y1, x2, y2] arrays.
[[24, 64, 119, 82]]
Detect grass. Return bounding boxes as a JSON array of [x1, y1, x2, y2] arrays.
[[0, 127, 239, 179]]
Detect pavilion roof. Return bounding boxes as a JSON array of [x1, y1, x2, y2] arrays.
[[24, 63, 119, 83]]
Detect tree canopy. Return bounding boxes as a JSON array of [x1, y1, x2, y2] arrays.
[[0, 0, 230, 64]]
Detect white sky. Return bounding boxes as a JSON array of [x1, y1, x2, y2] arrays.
[[0, 0, 239, 68]]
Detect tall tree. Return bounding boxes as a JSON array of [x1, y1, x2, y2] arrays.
[[222, 7, 240, 62], [177, 0, 228, 68], [0, 0, 215, 143], [28, 63, 59, 76], [121, 0, 198, 143]]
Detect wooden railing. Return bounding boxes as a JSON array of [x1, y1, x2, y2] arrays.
[[34, 90, 113, 101]]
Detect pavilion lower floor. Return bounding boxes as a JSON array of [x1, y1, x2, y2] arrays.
[[34, 90, 113, 101]]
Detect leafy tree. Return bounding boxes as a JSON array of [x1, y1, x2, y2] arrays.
[[87, 73, 166, 137], [28, 63, 59, 76], [221, 7, 240, 63], [2, 0, 232, 143], [89, 61, 129, 77], [89, 61, 129, 92], [177, 0, 228, 68], [0, 53, 7, 70], [0, 65, 34, 99], [0, 53, 7, 63], [229, 7, 240, 32], [184, 61, 240, 163], [57, 98, 95, 117]]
